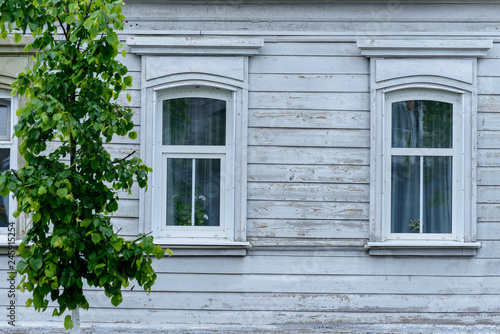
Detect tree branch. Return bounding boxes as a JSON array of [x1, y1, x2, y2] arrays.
[[112, 151, 135, 164], [56, 17, 68, 40], [131, 231, 152, 243]]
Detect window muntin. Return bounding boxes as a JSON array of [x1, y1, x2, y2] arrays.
[[384, 89, 462, 240], [156, 86, 234, 239]]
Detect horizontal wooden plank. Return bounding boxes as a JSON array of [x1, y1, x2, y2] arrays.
[[248, 147, 370, 165], [248, 200, 369, 220], [478, 149, 500, 167], [248, 92, 370, 110], [3, 254, 500, 277], [115, 89, 141, 108], [249, 109, 370, 129], [10, 290, 500, 314], [122, 19, 500, 34], [478, 59, 500, 77], [5, 272, 500, 295], [248, 183, 369, 202], [121, 3, 500, 22], [109, 125, 141, 145], [113, 198, 139, 218], [248, 219, 368, 239], [478, 222, 500, 240], [248, 164, 369, 183], [477, 186, 500, 204], [248, 74, 369, 92], [110, 217, 139, 236], [478, 77, 500, 95], [474, 240, 500, 258], [478, 95, 500, 113], [45, 142, 140, 161], [478, 112, 500, 131], [116, 182, 140, 200], [116, 52, 141, 72], [146, 273, 500, 295], [478, 203, 500, 222], [249, 56, 369, 74], [7, 308, 500, 331], [259, 42, 361, 56], [248, 128, 370, 147], [478, 130, 500, 149], [478, 167, 500, 185], [248, 238, 365, 248]]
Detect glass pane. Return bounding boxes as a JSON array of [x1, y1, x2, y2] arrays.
[[166, 158, 221, 227], [195, 159, 220, 227], [163, 98, 226, 146], [391, 156, 420, 233], [166, 158, 192, 226], [423, 156, 452, 233], [0, 100, 10, 141], [0, 148, 9, 227], [392, 100, 452, 149]]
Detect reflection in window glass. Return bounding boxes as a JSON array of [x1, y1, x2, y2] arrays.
[[391, 155, 452, 234], [166, 158, 220, 227], [423, 156, 452, 233], [0, 148, 10, 227], [392, 100, 452, 149], [162, 98, 226, 146], [0, 99, 10, 141], [391, 156, 420, 233]]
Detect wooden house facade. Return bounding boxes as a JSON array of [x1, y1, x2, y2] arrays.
[[2, 0, 500, 332]]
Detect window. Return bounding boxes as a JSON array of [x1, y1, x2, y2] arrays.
[[0, 91, 17, 242], [127, 36, 262, 252], [383, 89, 462, 240], [357, 39, 491, 255], [153, 86, 235, 239]]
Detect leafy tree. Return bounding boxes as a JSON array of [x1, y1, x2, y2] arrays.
[[0, 0, 166, 330]]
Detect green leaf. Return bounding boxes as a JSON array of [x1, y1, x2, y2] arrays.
[[123, 75, 132, 86], [26, 298, 33, 308], [38, 186, 47, 195], [16, 260, 28, 272], [56, 188, 68, 198], [29, 258, 43, 271], [65, 15, 75, 24], [91, 233, 101, 244], [64, 315, 73, 330], [32, 213, 41, 223], [13, 33, 21, 43], [111, 294, 123, 307], [90, 159, 99, 170], [128, 131, 137, 140], [50, 235, 62, 247]]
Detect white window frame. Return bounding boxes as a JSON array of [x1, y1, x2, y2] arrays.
[[382, 88, 463, 242], [153, 85, 235, 240], [0, 89, 18, 244]]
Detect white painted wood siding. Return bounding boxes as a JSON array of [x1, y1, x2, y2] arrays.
[[3, 1, 500, 333]]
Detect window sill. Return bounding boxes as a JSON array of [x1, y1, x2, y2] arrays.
[[156, 238, 250, 256], [365, 240, 481, 256]]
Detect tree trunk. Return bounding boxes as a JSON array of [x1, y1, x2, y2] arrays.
[[71, 307, 81, 334]]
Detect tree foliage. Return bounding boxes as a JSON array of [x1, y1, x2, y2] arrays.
[[0, 0, 166, 328]]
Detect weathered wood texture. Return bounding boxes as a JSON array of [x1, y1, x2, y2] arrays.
[[3, 2, 500, 332]]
